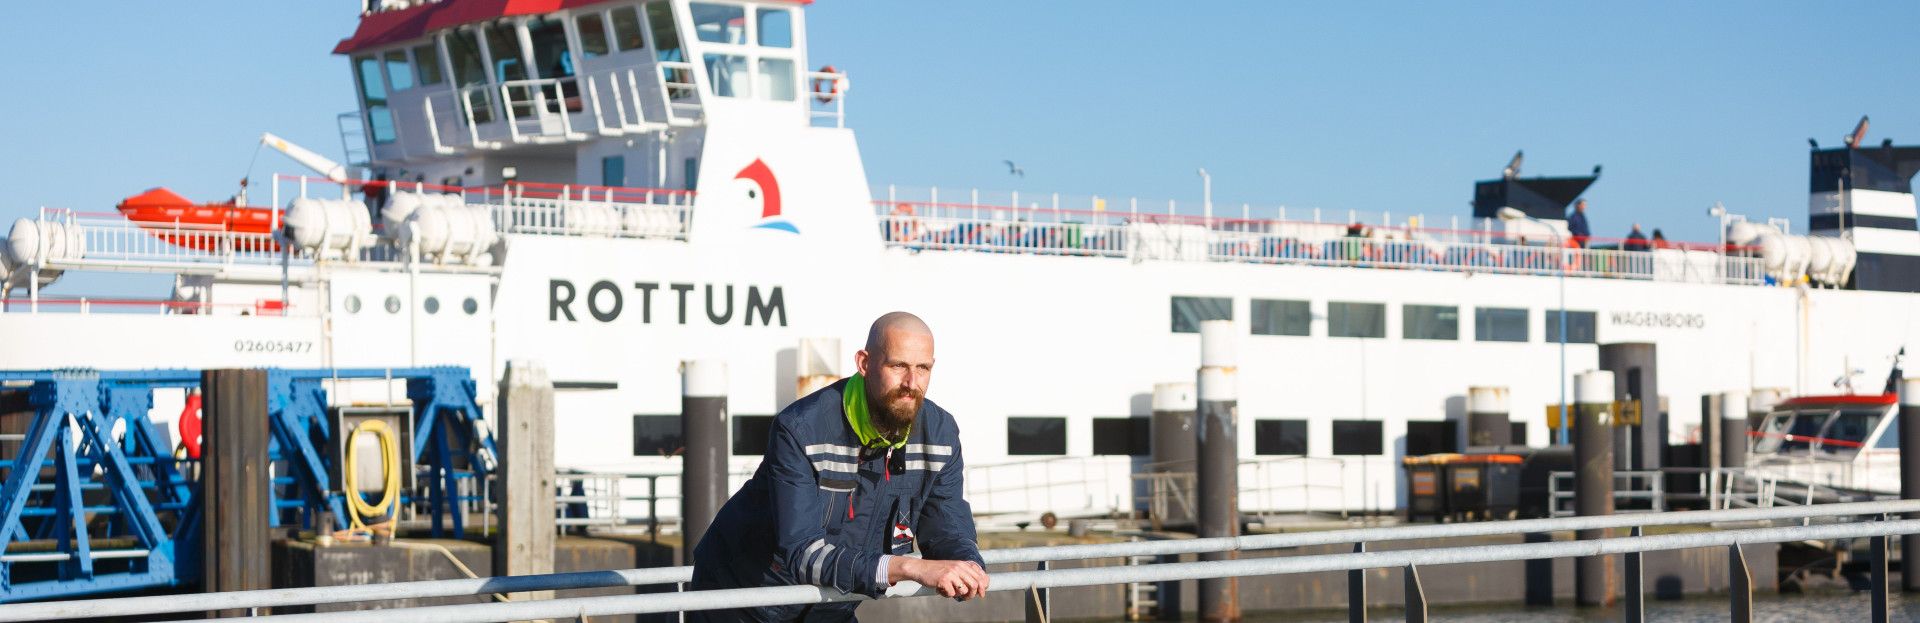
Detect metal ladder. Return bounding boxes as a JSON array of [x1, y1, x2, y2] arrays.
[[1123, 538, 1159, 620], [336, 111, 371, 169]]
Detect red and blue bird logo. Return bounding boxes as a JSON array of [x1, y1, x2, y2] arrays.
[[735, 158, 797, 233]]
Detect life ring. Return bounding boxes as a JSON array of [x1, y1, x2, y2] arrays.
[[812, 65, 841, 104], [178, 391, 203, 460]]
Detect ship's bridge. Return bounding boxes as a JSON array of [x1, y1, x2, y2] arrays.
[[334, 0, 841, 165]]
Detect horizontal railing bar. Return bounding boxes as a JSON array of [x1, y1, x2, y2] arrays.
[[190, 518, 1920, 623], [5, 500, 1913, 619]]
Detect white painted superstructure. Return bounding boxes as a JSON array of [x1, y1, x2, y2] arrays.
[[3, 0, 1918, 522]]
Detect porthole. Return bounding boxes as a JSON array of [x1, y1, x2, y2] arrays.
[[462, 297, 479, 315], [424, 296, 441, 315], [343, 295, 362, 314], [384, 295, 402, 314]]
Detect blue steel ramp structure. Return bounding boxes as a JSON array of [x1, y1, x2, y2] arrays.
[[0, 367, 496, 602]]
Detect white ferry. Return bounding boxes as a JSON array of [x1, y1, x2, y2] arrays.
[[3, 0, 1918, 521]]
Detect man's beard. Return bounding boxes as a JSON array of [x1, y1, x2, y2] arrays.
[[866, 382, 922, 441]]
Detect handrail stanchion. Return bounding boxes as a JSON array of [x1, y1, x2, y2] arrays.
[[1402, 564, 1426, 623], [1347, 542, 1366, 623], [1729, 544, 1752, 623], [1872, 514, 1890, 623], [1625, 526, 1644, 623]]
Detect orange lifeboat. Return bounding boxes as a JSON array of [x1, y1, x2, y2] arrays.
[[116, 187, 280, 252]]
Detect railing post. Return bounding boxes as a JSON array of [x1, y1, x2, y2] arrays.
[[1729, 543, 1752, 623], [1901, 377, 1920, 592], [1872, 517, 1890, 623], [1403, 564, 1427, 623], [1624, 526, 1644, 623], [1025, 560, 1050, 623], [1347, 542, 1366, 623]]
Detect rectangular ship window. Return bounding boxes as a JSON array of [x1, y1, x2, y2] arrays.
[[612, 6, 647, 52], [1008, 417, 1067, 455], [1328, 302, 1385, 338], [1254, 419, 1309, 455], [1092, 417, 1150, 456], [1476, 307, 1529, 342], [577, 12, 611, 57], [1251, 299, 1310, 336], [732, 415, 774, 456], [412, 44, 443, 85], [1544, 310, 1597, 344], [1404, 420, 1457, 456], [1171, 296, 1232, 333], [1331, 420, 1383, 455], [1403, 304, 1459, 340], [1511, 421, 1529, 446], [632, 414, 681, 457]]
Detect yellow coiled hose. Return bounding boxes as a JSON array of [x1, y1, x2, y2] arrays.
[[344, 418, 400, 529]]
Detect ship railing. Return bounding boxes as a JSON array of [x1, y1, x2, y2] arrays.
[[271, 175, 695, 242], [17, 500, 1920, 622], [480, 184, 694, 240], [875, 208, 1767, 286], [657, 61, 704, 126], [1135, 457, 1353, 526], [40, 211, 286, 273], [545, 468, 759, 534], [807, 68, 850, 128], [964, 455, 1133, 526], [1545, 465, 1888, 519]]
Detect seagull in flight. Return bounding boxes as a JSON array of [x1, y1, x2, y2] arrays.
[[1003, 160, 1025, 177]]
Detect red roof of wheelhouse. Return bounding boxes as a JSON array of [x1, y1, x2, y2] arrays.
[[335, 0, 812, 55]]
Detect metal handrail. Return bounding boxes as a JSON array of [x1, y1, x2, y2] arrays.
[[11, 499, 1919, 621], [181, 515, 1920, 623]]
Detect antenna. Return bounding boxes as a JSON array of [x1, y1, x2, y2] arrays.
[[1846, 115, 1870, 149], [1503, 151, 1523, 179]]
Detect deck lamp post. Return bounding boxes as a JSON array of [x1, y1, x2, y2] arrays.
[[1498, 207, 1570, 446]]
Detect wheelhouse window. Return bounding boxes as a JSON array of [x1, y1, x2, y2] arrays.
[[1818, 409, 1881, 456], [1008, 417, 1067, 455], [1545, 310, 1597, 344], [445, 29, 493, 123], [353, 56, 397, 144], [1878, 416, 1900, 449], [1091, 417, 1150, 456], [1331, 420, 1383, 455], [412, 44, 443, 85], [1403, 304, 1459, 341], [704, 53, 750, 98], [758, 58, 796, 101], [612, 5, 648, 53], [1753, 411, 1791, 454], [1778, 410, 1831, 452], [1475, 307, 1529, 342], [383, 50, 414, 91], [757, 7, 793, 48], [647, 3, 684, 61], [576, 12, 611, 58], [691, 3, 749, 44], [1254, 419, 1309, 455], [1171, 296, 1232, 333], [1327, 302, 1385, 338], [1251, 299, 1310, 336], [632, 414, 681, 456], [527, 17, 572, 79]]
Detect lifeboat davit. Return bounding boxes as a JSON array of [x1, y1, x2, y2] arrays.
[[116, 187, 280, 252]]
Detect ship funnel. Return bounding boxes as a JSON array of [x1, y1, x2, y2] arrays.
[[1807, 118, 1920, 292]]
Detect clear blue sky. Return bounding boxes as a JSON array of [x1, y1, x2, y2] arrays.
[[4, 1, 1918, 295]]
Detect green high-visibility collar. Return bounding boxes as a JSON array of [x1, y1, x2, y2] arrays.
[[844, 373, 909, 449]]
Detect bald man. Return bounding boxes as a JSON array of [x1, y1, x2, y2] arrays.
[[690, 312, 987, 622]]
